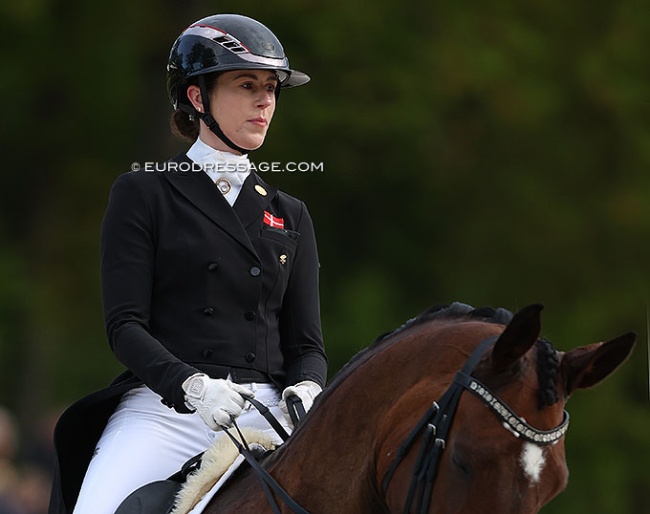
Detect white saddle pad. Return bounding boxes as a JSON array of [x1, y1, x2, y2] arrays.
[[172, 428, 279, 514]]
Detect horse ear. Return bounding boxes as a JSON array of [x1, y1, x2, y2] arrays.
[[561, 332, 636, 396], [491, 304, 544, 372]]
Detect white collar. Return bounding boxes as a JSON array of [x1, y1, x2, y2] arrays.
[[186, 137, 251, 185], [186, 137, 251, 206]]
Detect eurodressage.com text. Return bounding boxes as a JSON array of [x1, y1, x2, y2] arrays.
[[130, 161, 325, 173]]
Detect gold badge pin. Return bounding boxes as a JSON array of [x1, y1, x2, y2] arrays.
[[279, 254, 287, 266], [215, 178, 231, 195], [255, 185, 267, 196]]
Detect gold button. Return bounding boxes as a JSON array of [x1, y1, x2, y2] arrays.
[[279, 254, 287, 266], [255, 185, 267, 196]]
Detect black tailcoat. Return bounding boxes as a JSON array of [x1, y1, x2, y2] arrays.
[[48, 154, 327, 513]]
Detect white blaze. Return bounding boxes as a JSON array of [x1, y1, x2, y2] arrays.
[[520, 442, 545, 484]]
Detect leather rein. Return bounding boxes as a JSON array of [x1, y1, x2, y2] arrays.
[[381, 336, 570, 514], [220, 396, 311, 514]]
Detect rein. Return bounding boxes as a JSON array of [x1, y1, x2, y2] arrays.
[[381, 336, 570, 514], [219, 395, 312, 514]]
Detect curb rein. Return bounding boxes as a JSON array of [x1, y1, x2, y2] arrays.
[[381, 336, 570, 514]]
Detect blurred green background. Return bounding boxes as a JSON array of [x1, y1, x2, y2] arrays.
[[0, 0, 648, 512]]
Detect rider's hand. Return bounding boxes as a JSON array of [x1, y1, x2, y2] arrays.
[[279, 380, 322, 428], [182, 374, 254, 431]]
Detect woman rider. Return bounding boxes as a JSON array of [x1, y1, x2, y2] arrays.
[[48, 14, 327, 514]]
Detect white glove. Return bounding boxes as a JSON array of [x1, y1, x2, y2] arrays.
[[279, 380, 322, 428], [182, 373, 254, 431]]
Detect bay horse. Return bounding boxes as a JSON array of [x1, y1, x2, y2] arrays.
[[201, 303, 635, 514]]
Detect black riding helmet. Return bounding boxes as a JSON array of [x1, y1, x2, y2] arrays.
[[167, 14, 310, 154]]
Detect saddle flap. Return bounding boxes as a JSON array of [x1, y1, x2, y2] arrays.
[[114, 479, 182, 514]]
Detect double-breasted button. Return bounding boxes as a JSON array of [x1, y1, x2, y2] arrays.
[[244, 311, 256, 321], [202, 349, 213, 358], [245, 352, 256, 363], [249, 266, 261, 277], [207, 262, 219, 272], [203, 307, 214, 316]]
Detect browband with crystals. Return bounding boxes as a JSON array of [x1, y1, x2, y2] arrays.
[[457, 372, 570, 445]]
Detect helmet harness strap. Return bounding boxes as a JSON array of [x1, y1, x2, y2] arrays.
[[196, 74, 249, 155]]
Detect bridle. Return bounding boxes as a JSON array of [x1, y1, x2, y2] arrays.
[[381, 336, 570, 514], [225, 336, 570, 514]]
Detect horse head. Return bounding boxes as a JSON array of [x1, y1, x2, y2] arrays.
[[378, 305, 635, 514], [380, 304, 636, 514]]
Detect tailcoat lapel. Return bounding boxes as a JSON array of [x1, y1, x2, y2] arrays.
[[233, 173, 278, 229], [163, 154, 258, 257]]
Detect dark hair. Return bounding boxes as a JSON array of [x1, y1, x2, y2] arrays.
[[536, 338, 561, 407], [169, 72, 221, 141]]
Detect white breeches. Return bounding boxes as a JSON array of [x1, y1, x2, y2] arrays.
[[72, 383, 288, 514]]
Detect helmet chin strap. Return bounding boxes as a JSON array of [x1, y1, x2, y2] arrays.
[[197, 75, 250, 155]]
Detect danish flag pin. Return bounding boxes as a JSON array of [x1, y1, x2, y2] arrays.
[[263, 211, 284, 229]]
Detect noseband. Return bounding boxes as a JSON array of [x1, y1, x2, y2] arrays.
[[381, 336, 570, 514]]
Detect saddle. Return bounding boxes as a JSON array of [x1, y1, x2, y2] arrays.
[[114, 428, 278, 514], [114, 396, 304, 514]]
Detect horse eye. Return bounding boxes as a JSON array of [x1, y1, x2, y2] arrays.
[[452, 451, 472, 477]]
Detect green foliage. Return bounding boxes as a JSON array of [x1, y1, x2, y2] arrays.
[[1, 0, 648, 511]]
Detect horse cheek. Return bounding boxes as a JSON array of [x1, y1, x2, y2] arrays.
[[429, 460, 472, 514]]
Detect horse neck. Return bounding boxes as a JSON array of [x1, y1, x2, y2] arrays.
[[301, 319, 502, 441], [265, 321, 504, 512]]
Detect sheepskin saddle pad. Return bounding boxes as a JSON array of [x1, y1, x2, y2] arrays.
[[171, 428, 279, 514]]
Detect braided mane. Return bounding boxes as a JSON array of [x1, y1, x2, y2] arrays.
[[536, 338, 561, 406], [373, 302, 514, 346], [319, 303, 562, 410]]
